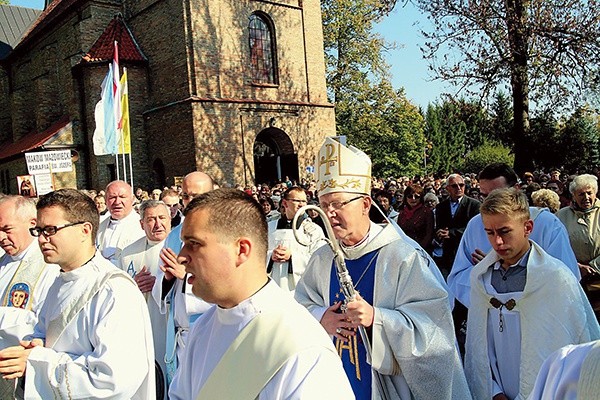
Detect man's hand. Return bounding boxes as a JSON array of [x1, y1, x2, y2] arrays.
[[344, 293, 375, 328], [471, 248, 487, 265], [320, 302, 356, 342], [579, 263, 597, 279], [160, 248, 186, 281], [271, 245, 291, 262], [436, 228, 449, 241], [0, 340, 41, 380], [134, 266, 156, 293]]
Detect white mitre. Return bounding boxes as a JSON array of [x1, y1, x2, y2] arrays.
[[315, 137, 371, 196]]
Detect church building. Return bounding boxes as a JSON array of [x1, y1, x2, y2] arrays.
[[0, 0, 334, 192]]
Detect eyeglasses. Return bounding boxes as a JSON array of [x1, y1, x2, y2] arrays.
[[29, 222, 85, 237], [407, 194, 421, 200], [319, 196, 363, 211], [449, 183, 465, 189], [285, 198, 307, 204]]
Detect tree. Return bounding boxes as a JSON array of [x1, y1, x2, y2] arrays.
[[323, 0, 425, 176], [463, 142, 514, 174], [412, 0, 600, 174], [0, 0, 9, 4]]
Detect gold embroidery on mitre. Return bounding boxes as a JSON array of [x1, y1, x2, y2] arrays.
[[316, 137, 372, 196]]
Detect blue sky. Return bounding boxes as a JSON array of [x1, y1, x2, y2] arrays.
[[10, 0, 447, 108]]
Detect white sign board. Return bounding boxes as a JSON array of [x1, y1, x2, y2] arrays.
[[34, 174, 54, 196], [25, 150, 73, 175]]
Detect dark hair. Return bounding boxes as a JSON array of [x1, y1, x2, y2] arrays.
[[375, 189, 393, 203], [184, 189, 268, 255], [478, 163, 519, 187], [37, 189, 100, 243], [403, 184, 424, 207]]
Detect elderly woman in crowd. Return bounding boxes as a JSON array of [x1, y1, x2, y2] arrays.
[[397, 184, 434, 251], [557, 174, 600, 316], [531, 188, 561, 213]]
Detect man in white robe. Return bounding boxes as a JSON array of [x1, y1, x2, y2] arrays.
[[151, 171, 213, 384], [0, 196, 59, 397], [96, 180, 145, 264], [0, 189, 155, 399], [448, 163, 579, 310], [295, 137, 470, 399], [169, 188, 354, 399], [465, 188, 599, 400], [267, 186, 325, 293], [118, 199, 171, 399]]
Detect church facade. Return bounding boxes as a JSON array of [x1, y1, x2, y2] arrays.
[[0, 0, 334, 192]]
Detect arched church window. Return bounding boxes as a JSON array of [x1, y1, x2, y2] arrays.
[[249, 13, 278, 84]]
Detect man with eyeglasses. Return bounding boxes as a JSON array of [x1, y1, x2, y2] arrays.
[[96, 180, 145, 264], [0, 189, 155, 399], [0, 196, 59, 398], [267, 186, 324, 293], [434, 174, 481, 276], [295, 137, 469, 399], [152, 171, 214, 387]]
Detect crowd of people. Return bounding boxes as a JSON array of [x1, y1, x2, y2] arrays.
[[0, 137, 600, 399]]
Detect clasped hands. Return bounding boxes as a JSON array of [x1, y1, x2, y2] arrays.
[[0, 339, 44, 379], [271, 244, 291, 263], [320, 294, 374, 342]]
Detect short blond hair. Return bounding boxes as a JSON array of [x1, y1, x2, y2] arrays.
[[531, 189, 560, 213], [481, 187, 530, 222]]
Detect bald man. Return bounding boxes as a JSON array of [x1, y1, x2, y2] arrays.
[[96, 180, 145, 264], [151, 172, 214, 386]]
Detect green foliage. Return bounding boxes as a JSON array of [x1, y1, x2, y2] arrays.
[[323, 0, 426, 177], [0, 0, 9, 4], [424, 98, 494, 175], [559, 108, 600, 173], [462, 142, 514, 174], [413, 0, 600, 173]]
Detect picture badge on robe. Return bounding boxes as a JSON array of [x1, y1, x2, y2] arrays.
[[8, 282, 30, 309]]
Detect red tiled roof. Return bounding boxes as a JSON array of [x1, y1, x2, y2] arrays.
[[0, 116, 72, 161], [81, 16, 146, 63]]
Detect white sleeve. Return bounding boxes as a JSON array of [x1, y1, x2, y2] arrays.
[[25, 280, 154, 399]]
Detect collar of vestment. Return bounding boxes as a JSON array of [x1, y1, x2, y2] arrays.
[[339, 222, 398, 260], [216, 279, 278, 325]]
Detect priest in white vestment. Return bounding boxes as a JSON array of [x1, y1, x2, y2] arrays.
[[0, 189, 155, 399], [96, 180, 145, 264], [151, 171, 213, 385], [0, 196, 59, 397], [267, 186, 325, 293], [169, 188, 354, 399], [295, 137, 471, 399], [118, 200, 172, 399], [465, 188, 600, 400]]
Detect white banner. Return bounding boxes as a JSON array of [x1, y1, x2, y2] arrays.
[[25, 150, 73, 175]]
